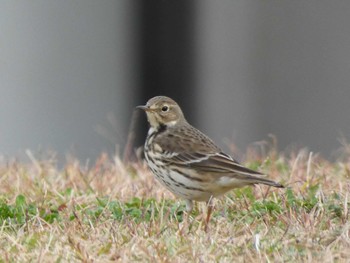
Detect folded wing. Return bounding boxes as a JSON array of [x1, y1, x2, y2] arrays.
[[166, 151, 284, 188]]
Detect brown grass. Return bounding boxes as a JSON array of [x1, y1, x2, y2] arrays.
[[0, 144, 349, 262]]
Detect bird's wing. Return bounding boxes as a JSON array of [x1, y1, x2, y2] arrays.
[[169, 151, 261, 176], [167, 151, 283, 187], [156, 124, 261, 176], [154, 124, 283, 187]]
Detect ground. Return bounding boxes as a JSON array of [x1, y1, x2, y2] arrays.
[[0, 142, 349, 262]]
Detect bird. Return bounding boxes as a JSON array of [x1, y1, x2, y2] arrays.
[[137, 96, 284, 229]]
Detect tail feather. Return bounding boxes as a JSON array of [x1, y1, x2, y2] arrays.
[[252, 176, 284, 188]]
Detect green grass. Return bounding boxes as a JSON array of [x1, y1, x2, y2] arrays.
[[0, 147, 349, 262]]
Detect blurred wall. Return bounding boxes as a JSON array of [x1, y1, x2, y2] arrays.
[[0, 1, 137, 162], [196, 1, 350, 157], [1, 1, 350, 163], [135, 1, 197, 147]]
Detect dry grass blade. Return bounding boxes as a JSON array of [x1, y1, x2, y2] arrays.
[[0, 143, 349, 262]]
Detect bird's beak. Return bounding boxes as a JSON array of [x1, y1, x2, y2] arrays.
[[136, 105, 152, 111]]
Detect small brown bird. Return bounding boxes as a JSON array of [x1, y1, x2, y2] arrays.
[[137, 96, 283, 228]]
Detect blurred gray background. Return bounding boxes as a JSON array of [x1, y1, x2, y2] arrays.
[[1, 1, 350, 163]]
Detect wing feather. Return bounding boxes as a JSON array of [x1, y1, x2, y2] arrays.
[[162, 151, 283, 188], [152, 123, 283, 188]]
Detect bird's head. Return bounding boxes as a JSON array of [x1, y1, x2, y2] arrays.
[[137, 96, 186, 128]]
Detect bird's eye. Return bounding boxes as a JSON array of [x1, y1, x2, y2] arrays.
[[161, 105, 169, 112]]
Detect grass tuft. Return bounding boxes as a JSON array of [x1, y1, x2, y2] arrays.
[[0, 145, 350, 262]]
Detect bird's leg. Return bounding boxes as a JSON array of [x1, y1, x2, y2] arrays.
[[179, 199, 193, 233], [204, 196, 214, 232], [185, 199, 193, 213], [184, 199, 193, 223]]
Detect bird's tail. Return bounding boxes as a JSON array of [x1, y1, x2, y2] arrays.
[[251, 176, 284, 188], [230, 168, 284, 188]]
